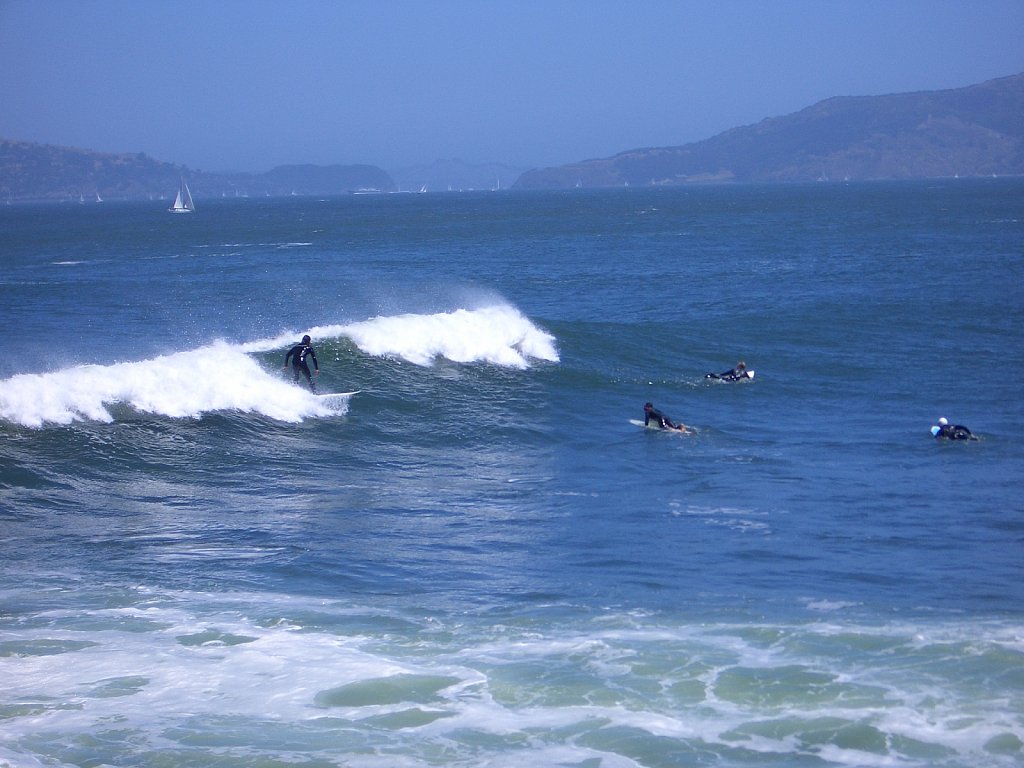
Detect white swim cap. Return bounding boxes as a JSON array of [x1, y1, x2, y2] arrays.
[[938, 417, 948, 426]]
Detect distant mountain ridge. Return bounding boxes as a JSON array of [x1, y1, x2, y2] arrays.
[[5, 73, 1022, 200], [0, 141, 395, 202], [514, 73, 1024, 188]]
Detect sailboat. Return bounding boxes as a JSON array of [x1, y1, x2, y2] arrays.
[[168, 178, 195, 213]]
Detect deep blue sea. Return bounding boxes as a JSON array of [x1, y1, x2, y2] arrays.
[[1, 181, 1023, 767]]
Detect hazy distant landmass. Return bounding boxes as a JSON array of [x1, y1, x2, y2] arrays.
[[0, 140, 526, 202], [0, 143, 396, 202], [515, 73, 1024, 189], [388, 159, 527, 192], [256, 164, 394, 196], [4, 73, 1022, 201]]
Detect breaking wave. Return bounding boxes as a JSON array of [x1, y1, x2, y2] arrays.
[[0, 304, 557, 428]]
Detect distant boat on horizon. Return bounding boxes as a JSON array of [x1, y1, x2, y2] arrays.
[[169, 178, 195, 213]]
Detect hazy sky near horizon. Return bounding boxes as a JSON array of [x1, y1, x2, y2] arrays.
[[2, 1, 1022, 173]]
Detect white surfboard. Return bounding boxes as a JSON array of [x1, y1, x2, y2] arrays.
[[317, 391, 361, 398], [630, 418, 691, 433]]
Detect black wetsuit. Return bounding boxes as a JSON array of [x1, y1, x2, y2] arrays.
[[285, 342, 318, 391], [706, 366, 748, 382], [936, 424, 975, 441], [644, 407, 678, 429]]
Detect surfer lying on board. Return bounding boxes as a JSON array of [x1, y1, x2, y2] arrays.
[[283, 335, 319, 392], [644, 402, 687, 432], [931, 417, 977, 441], [705, 361, 750, 381]]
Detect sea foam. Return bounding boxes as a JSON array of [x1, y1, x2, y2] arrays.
[[336, 304, 559, 368], [0, 342, 334, 428], [245, 303, 559, 368]]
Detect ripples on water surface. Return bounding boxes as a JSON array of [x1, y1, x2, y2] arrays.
[[1, 181, 1022, 766]]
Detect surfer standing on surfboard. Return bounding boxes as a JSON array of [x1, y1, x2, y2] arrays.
[[283, 335, 319, 393], [643, 402, 687, 432]]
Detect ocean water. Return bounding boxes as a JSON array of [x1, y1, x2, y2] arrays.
[[1, 181, 1022, 767]]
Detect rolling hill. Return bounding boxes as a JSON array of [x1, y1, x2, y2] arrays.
[[514, 73, 1024, 188], [0, 141, 394, 202]]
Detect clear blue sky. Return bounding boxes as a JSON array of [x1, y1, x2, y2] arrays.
[[2, 1, 1021, 173]]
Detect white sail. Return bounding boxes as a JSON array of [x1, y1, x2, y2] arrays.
[[169, 179, 195, 213]]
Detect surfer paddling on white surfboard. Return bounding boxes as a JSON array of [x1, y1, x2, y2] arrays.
[[283, 334, 319, 392], [705, 360, 753, 382], [643, 402, 688, 433]]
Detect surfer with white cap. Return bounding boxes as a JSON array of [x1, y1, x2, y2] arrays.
[[931, 417, 976, 441]]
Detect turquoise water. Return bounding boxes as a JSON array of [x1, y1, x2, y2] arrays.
[[1, 181, 1022, 766]]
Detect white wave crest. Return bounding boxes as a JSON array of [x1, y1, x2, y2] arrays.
[[0, 342, 337, 428], [331, 304, 559, 368]]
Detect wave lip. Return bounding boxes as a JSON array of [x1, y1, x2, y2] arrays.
[[337, 304, 559, 368]]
